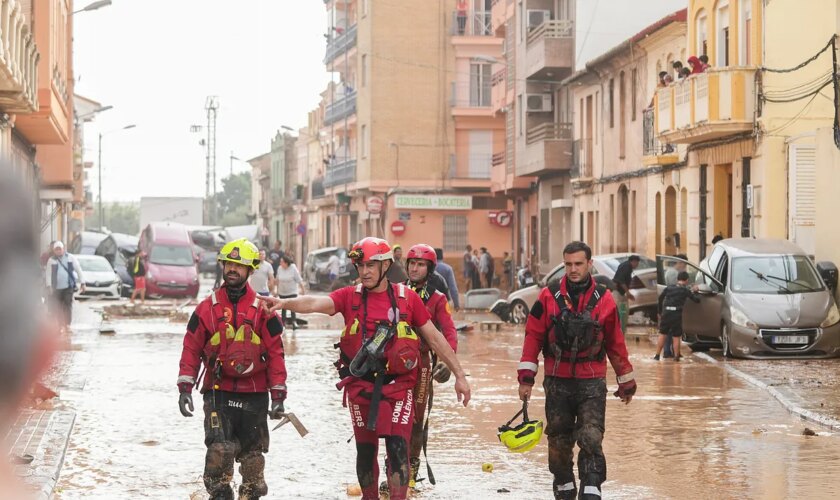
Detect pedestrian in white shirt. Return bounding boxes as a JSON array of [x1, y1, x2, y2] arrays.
[[275, 255, 305, 329], [248, 249, 275, 297], [45, 241, 85, 331]]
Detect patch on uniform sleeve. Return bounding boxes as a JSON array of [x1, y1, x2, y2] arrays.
[[187, 312, 200, 333], [267, 314, 284, 337], [445, 302, 452, 315], [529, 301, 544, 320]]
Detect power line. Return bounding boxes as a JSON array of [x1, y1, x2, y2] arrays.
[[575, 0, 600, 67], [763, 35, 836, 73]]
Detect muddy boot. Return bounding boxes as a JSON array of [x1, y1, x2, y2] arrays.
[[207, 485, 234, 500], [553, 480, 577, 499], [578, 479, 601, 499], [379, 480, 390, 498], [408, 457, 421, 489]]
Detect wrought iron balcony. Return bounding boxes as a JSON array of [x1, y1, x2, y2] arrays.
[[324, 91, 357, 126], [324, 158, 356, 188], [324, 24, 357, 64]]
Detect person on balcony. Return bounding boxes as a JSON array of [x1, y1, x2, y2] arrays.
[[456, 0, 468, 35], [688, 56, 705, 74], [699, 54, 711, 71]]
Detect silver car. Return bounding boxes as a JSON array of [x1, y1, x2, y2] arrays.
[[494, 253, 660, 324], [656, 238, 840, 359], [74, 254, 122, 300]]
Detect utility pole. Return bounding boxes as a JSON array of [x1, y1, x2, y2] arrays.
[[205, 96, 219, 224]]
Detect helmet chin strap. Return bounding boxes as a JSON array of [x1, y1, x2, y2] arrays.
[[357, 260, 391, 290]]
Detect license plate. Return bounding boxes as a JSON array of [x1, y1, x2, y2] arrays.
[[772, 335, 808, 344]]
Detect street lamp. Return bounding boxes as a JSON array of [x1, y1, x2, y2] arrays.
[[73, 0, 112, 14], [98, 124, 137, 230], [230, 152, 242, 176], [76, 105, 113, 123]]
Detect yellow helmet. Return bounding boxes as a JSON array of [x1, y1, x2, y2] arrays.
[[218, 238, 261, 269], [497, 402, 543, 453]]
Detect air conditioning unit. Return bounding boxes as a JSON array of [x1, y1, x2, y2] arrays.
[[527, 9, 551, 29], [526, 93, 553, 112]]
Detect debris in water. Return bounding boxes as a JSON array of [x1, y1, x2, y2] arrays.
[[752, 427, 766, 435], [497, 488, 510, 493], [140, 440, 160, 446], [11, 454, 34, 465], [802, 428, 817, 436], [346, 483, 362, 496], [481, 463, 493, 473]]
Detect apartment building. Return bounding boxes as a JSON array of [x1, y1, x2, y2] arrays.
[[490, 0, 576, 275], [565, 9, 687, 257], [652, 0, 837, 261], [312, 0, 510, 268], [0, 0, 74, 246]]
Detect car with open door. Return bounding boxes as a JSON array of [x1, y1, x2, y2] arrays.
[[656, 238, 840, 358]]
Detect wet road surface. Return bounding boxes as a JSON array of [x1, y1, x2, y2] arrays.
[[54, 302, 840, 499]]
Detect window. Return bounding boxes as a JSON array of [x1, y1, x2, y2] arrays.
[[631, 68, 637, 121], [361, 54, 368, 87], [716, 2, 730, 66], [619, 71, 626, 158], [469, 62, 492, 106], [739, 0, 752, 65], [517, 94, 523, 136], [609, 78, 614, 128], [150, 245, 195, 267], [443, 215, 468, 252], [361, 124, 368, 158], [696, 10, 708, 57]]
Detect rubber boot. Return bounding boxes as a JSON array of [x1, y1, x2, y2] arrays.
[[408, 457, 421, 489], [553, 479, 577, 500], [578, 481, 602, 499], [208, 485, 234, 500]]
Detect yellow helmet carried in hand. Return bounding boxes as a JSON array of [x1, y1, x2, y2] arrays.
[[497, 401, 543, 453], [218, 238, 261, 269]]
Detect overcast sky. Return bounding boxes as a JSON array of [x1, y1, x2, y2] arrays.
[[74, 0, 685, 202]]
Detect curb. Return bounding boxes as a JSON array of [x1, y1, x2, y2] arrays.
[[694, 352, 840, 432]]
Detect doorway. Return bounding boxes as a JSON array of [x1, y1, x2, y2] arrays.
[[617, 184, 629, 252], [655, 192, 662, 255], [713, 163, 733, 240], [665, 186, 677, 255]]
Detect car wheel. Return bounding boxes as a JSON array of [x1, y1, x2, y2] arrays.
[[509, 300, 529, 325], [721, 323, 734, 358]]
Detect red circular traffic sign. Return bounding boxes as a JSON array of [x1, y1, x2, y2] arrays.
[[367, 196, 384, 214], [391, 220, 406, 236], [495, 211, 513, 227]]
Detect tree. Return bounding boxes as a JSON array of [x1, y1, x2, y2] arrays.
[[210, 171, 251, 226], [85, 202, 140, 234]]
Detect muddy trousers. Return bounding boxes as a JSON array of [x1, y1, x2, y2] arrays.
[[202, 391, 270, 500], [543, 377, 607, 499], [349, 389, 415, 500]]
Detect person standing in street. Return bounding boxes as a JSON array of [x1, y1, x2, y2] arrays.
[[403, 244, 458, 490], [129, 250, 147, 305], [267, 240, 284, 276], [434, 248, 460, 311], [257, 237, 470, 500], [517, 241, 636, 499], [462, 244, 474, 291], [274, 255, 305, 329], [248, 249, 275, 297], [177, 238, 288, 500], [386, 243, 409, 283], [327, 252, 342, 289], [611, 255, 640, 334], [654, 271, 699, 362], [664, 254, 688, 286], [471, 249, 481, 289], [45, 241, 85, 332], [479, 247, 495, 288], [503, 251, 513, 291]]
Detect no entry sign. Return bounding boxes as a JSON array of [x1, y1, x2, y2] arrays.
[[390, 220, 406, 236]]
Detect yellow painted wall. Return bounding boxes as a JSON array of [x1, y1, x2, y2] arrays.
[[815, 127, 840, 302]]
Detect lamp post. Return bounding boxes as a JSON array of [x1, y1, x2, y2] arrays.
[[98, 124, 137, 230], [229, 152, 241, 176], [72, 0, 112, 14]]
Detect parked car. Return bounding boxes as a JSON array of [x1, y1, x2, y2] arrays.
[[74, 255, 121, 300], [657, 238, 840, 358], [68, 231, 108, 255], [303, 247, 358, 291], [139, 222, 200, 298], [95, 233, 139, 297], [492, 253, 659, 324]]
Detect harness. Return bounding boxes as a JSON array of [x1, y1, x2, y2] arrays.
[[206, 290, 266, 380], [545, 281, 607, 376]]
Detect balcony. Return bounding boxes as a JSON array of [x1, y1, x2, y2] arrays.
[[518, 122, 573, 177], [0, 0, 39, 113], [324, 91, 357, 126], [491, 68, 506, 112], [571, 138, 593, 180], [655, 68, 756, 145], [324, 158, 356, 188], [451, 81, 492, 117], [525, 20, 574, 81], [451, 10, 493, 37], [641, 108, 679, 166], [324, 24, 357, 65]]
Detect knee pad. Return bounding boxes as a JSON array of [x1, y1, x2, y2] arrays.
[[576, 424, 604, 454]]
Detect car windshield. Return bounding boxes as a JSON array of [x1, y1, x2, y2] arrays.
[[79, 258, 113, 272], [150, 245, 195, 266], [731, 255, 824, 294], [601, 255, 657, 272]]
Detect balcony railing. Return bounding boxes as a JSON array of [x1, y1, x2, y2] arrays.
[[451, 10, 493, 36], [324, 24, 358, 64], [491, 68, 506, 87], [642, 107, 675, 156], [324, 158, 357, 188], [526, 122, 572, 145], [526, 19, 574, 45], [655, 68, 756, 144], [492, 152, 505, 167], [324, 91, 357, 125], [572, 138, 593, 178], [0, 0, 39, 113], [451, 81, 491, 108]]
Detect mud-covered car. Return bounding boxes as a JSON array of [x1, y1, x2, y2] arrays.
[[302, 247, 359, 291]]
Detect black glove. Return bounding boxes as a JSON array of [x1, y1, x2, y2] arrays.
[[178, 391, 194, 417], [269, 399, 285, 420], [432, 362, 451, 383]]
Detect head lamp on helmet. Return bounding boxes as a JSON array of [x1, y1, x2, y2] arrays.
[[497, 401, 543, 453], [218, 238, 261, 269]]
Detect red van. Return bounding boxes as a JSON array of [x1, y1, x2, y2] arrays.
[[139, 222, 200, 298]]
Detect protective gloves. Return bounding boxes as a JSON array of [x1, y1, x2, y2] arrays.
[[269, 389, 286, 420], [178, 383, 194, 417]]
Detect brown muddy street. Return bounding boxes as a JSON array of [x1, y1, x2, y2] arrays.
[[55, 303, 840, 499]]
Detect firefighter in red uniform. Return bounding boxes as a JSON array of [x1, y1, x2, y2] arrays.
[[177, 238, 288, 500], [517, 241, 636, 500], [402, 243, 458, 489], [258, 237, 470, 500]]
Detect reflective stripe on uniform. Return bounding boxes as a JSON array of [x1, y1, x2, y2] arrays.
[[617, 371, 635, 384], [583, 486, 601, 496], [556, 482, 575, 492], [518, 361, 538, 372], [177, 375, 195, 385]]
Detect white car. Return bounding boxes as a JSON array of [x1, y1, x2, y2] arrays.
[[75, 254, 122, 300]]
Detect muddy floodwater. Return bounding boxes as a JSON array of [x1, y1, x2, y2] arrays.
[[55, 307, 840, 499]]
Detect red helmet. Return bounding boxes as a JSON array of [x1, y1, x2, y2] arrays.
[[349, 237, 393, 264], [406, 244, 437, 266]]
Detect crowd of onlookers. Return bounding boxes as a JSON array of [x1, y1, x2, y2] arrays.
[[657, 54, 711, 89]]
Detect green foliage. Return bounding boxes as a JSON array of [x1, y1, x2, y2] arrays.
[[86, 202, 140, 235], [209, 171, 252, 226]]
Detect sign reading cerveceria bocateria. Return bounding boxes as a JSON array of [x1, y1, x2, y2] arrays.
[[393, 194, 472, 210]]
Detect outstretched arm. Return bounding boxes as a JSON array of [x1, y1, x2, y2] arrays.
[[258, 294, 336, 316], [417, 320, 470, 406]]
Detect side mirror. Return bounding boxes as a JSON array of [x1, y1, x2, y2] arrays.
[[817, 261, 838, 292], [696, 283, 715, 295]]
